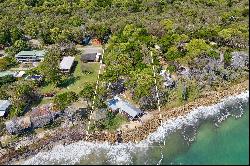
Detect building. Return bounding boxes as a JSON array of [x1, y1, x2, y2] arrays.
[[59, 56, 75, 73], [81, 53, 101, 62], [13, 71, 25, 78], [107, 96, 143, 120], [0, 100, 11, 117], [0, 71, 16, 78], [15, 50, 45, 63]]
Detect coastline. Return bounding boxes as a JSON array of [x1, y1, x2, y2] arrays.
[[1, 80, 249, 164]]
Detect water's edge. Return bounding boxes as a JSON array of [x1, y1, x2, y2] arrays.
[[19, 90, 249, 165]]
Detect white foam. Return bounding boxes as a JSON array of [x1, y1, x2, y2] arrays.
[[22, 90, 249, 165]]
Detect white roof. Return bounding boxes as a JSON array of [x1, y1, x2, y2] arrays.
[[59, 56, 75, 70], [15, 71, 25, 78], [0, 100, 11, 116], [107, 96, 142, 118]]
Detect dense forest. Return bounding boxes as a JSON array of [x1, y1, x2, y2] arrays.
[[0, 0, 249, 117], [0, 0, 248, 47]]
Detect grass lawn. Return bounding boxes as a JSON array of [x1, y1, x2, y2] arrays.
[[39, 55, 100, 105], [60, 55, 100, 94]]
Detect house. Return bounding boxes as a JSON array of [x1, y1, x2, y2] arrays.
[[15, 50, 46, 63], [107, 96, 143, 120], [59, 56, 75, 73], [0, 100, 11, 117], [81, 53, 101, 62], [5, 116, 31, 135]]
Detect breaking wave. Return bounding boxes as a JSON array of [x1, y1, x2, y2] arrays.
[[22, 90, 249, 165]]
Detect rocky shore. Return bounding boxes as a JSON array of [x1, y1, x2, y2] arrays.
[[0, 80, 249, 165]]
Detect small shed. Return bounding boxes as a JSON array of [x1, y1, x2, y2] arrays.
[[59, 56, 75, 73], [107, 96, 143, 120], [14, 71, 25, 78], [0, 100, 11, 117], [81, 53, 101, 62], [5, 116, 31, 135]]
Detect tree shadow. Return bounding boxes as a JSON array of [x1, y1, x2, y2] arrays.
[[71, 61, 78, 74], [58, 75, 80, 88]]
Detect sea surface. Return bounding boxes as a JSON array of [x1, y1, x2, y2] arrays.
[[21, 91, 249, 165]]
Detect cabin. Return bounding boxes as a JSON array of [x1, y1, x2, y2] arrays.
[[0, 100, 11, 117], [81, 53, 101, 63], [59, 56, 75, 73], [107, 96, 143, 121], [15, 50, 45, 63]]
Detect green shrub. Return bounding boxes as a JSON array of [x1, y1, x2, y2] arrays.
[[224, 51, 232, 65], [166, 65, 176, 74], [207, 50, 220, 59], [54, 91, 79, 110]]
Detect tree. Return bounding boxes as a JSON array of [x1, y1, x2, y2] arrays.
[[5, 40, 30, 56], [10, 27, 23, 43], [185, 39, 211, 59], [79, 82, 95, 106], [0, 56, 18, 71], [39, 47, 62, 86], [0, 75, 17, 87], [6, 80, 36, 117], [54, 91, 79, 110]]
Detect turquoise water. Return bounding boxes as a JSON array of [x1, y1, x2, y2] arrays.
[[139, 101, 249, 165], [22, 94, 249, 165]]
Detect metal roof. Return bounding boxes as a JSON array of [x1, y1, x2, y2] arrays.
[[81, 53, 97, 61], [59, 56, 75, 70], [0, 100, 11, 116], [15, 50, 45, 57], [16, 51, 36, 57], [107, 96, 142, 118]]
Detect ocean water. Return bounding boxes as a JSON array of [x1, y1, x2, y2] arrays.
[[21, 91, 249, 165]]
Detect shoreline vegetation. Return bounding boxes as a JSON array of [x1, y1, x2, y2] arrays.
[[1, 79, 248, 165], [0, 0, 249, 165]]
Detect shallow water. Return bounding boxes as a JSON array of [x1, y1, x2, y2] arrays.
[[138, 102, 249, 165], [22, 91, 249, 165]]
